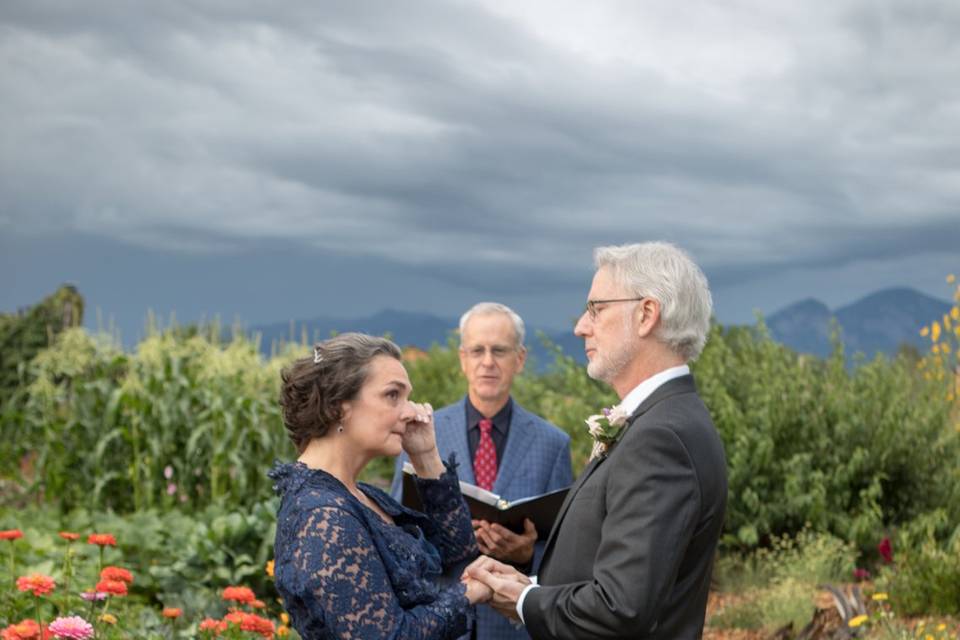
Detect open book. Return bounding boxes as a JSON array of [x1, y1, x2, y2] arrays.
[[401, 463, 569, 541]]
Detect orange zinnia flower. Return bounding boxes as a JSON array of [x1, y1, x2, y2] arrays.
[[99, 566, 134, 584], [95, 579, 127, 596], [58, 532, 80, 542], [16, 574, 56, 596], [162, 608, 182, 619], [87, 533, 116, 546], [3, 618, 51, 640], [0, 529, 23, 541], [199, 618, 227, 634], [222, 586, 256, 604], [225, 612, 274, 638], [251, 599, 266, 609]]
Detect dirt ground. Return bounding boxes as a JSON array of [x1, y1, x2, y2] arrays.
[[703, 591, 766, 640]]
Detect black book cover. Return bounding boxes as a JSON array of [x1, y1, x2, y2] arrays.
[[401, 464, 569, 541]]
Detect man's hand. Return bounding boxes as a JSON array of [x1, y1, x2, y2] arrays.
[[463, 556, 532, 622], [461, 575, 493, 605], [472, 518, 537, 565]]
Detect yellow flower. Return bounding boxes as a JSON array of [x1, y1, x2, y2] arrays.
[[266, 560, 275, 578], [943, 342, 952, 354], [925, 634, 933, 640], [946, 314, 953, 331], [933, 344, 941, 354], [948, 274, 956, 283], [277, 626, 290, 637], [920, 326, 930, 337], [100, 613, 118, 625], [872, 592, 889, 601], [952, 307, 960, 321], [281, 613, 290, 625], [932, 321, 941, 342], [848, 614, 869, 628], [937, 624, 946, 631]]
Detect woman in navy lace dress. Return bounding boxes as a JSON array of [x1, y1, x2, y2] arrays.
[[270, 333, 491, 639]]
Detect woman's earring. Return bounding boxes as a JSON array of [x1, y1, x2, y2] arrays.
[[337, 424, 344, 433]]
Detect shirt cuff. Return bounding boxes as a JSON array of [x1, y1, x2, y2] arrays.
[[516, 581, 539, 624]]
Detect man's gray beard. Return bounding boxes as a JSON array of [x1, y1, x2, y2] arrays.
[[586, 344, 636, 385]]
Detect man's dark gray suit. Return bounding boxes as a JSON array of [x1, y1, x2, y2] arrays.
[[522, 374, 727, 639]]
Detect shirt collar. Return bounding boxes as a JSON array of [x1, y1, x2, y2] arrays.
[[466, 396, 513, 435], [618, 364, 690, 416]]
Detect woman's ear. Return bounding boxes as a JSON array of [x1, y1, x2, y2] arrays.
[[339, 401, 352, 426]]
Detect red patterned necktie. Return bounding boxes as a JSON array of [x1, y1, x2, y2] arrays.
[[473, 418, 498, 491]]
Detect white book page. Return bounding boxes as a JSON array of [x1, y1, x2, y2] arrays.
[[403, 461, 502, 506]]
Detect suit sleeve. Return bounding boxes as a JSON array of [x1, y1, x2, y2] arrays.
[[546, 433, 574, 491], [522, 425, 701, 639], [389, 451, 409, 502]]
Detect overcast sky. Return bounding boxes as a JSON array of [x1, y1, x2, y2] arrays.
[[2, 1, 958, 342]]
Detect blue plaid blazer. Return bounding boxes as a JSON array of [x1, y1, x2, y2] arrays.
[[391, 397, 574, 640]]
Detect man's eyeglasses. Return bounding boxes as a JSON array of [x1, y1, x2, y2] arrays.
[[462, 345, 517, 360], [584, 297, 646, 321]]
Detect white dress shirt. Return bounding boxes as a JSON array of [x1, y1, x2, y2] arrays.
[[514, 364, 691, 623]]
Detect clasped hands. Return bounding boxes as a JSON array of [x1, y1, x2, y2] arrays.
[[460, 555, 533, 622]]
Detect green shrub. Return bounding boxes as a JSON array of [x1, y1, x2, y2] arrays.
[[2, 318, 958, 558], [878, 517, 960, 616], [711, 529, 857, 631], [0, 502, 280, 632], [695, 322, 960, 551]]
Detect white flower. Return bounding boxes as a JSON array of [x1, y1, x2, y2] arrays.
[[585, 404, 631, 460], [605, 405, 630, 426], [585, 414, 605, 438]]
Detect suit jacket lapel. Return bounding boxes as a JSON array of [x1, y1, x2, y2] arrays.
[[493, 403, 534, 496], [440, 398, 474, 485], [540, 375, 698, 573], [539, 453, 607, 565]]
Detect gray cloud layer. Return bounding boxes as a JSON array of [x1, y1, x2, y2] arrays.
[[2, 1, 958, 323]]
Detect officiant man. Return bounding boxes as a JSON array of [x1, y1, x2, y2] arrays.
[[466, 242, 728, 639], [391, 302, 573, 640]]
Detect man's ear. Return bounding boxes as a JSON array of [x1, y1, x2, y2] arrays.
[[516, 346, 527, 372], [634, 298, 660, 338]]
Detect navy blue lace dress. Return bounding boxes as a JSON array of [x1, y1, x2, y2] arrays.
[[269, 459, 478, 639]]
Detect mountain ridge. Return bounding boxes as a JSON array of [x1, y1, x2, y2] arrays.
[[251, 286, 952, 365]]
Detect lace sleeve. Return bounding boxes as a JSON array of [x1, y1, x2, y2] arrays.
[[414, 464, 478, 567], [294, 505, 470, 639]]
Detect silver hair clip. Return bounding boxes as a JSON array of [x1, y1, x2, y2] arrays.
[[314, 347, 324, 363]]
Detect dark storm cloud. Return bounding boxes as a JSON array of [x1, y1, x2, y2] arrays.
[[1, 0, 957, 319]]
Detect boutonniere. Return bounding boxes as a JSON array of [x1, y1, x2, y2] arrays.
[[585, 404, 630, 461]]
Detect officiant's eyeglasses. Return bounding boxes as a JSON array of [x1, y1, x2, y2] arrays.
[[584, 297, 646, 321], [462, 345, 517, 360]]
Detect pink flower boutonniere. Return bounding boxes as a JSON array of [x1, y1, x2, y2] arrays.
[[585, 405, 630, 460]]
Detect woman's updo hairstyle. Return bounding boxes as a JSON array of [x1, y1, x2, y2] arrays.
[[279, 332, 402, 453]]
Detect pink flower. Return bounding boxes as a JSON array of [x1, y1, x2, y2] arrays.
[[48, 617, 93, 640], [166, 483, 177, 496], [853, 567, 871, 581], [164, 465, 174, 479], [80, 591, 107, 602]]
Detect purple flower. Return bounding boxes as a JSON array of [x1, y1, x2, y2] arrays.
[[80, 591, 108, 601], [853, 567, 871, 581]]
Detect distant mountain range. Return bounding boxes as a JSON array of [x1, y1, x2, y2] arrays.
[[251, 309, 584, 369], [765, 287, 951, 358], [251, 287, 952, 366]]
